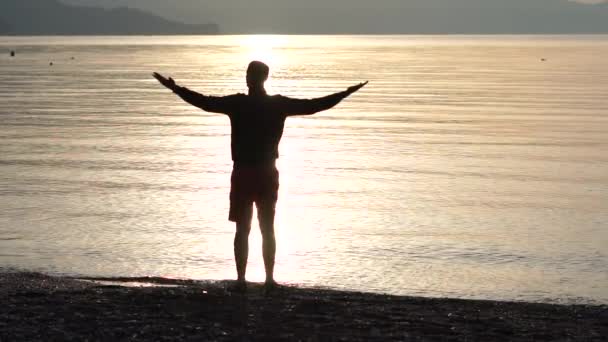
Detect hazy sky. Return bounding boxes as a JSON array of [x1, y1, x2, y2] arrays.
[[63, 0, 608, 33]]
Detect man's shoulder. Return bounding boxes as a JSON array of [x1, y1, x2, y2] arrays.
[[228, 93, 247, 99], [223, 93, 247, 105], [269, 94, 291, 102]]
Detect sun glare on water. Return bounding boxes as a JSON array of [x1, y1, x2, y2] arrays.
[[240, 35, 288, 70]]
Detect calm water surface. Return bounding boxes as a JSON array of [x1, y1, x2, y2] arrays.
[[1, 35, 607, 304]]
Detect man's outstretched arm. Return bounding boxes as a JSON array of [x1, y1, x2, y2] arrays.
[[280, 81, 368, 116], [152, 72, 236, 114]]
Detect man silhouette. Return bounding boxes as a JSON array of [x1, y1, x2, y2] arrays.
[[153, 61, 367, 291]]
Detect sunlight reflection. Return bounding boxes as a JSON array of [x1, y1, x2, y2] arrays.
[[240, 35, 288, 72]]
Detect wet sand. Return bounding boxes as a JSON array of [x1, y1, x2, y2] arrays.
[[1, 272, 606, 341]]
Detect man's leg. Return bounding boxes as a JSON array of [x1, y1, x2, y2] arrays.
[[258, 204, 276, 286], [234, 205, 253, 285]]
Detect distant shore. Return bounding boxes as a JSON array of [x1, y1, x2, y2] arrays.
[[2, 33, 608, 36], [1, 272, 606, 341]]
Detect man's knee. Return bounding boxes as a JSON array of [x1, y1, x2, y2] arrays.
[[256, 201, 275, 220], [259, 221, 275, 240], [235, 221, 252, 236], [258, 212, 275, 236]]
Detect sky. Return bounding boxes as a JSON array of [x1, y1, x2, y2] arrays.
[[63, 0, 608, 33]]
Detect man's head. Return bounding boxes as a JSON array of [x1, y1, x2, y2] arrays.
[[246, 61, 269, 89]]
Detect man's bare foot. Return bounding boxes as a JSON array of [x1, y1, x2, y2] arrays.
[[264, 279, 279, 294]]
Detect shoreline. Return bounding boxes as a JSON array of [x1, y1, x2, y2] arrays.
[[1, 272, 606, 341]]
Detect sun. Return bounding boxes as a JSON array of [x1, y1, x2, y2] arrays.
[[240, 35, 288, 69]]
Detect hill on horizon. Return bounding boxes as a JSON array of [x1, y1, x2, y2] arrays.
[[2, 0, 608, 35], [64, 0, 608, 34], [0, 0, 218, 35]]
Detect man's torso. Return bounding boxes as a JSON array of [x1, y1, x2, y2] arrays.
[[228, 94, 287, 166]]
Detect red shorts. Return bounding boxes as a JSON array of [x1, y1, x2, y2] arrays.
[[229, 163, 279, 222]]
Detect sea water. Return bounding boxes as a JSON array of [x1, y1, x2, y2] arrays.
[[1, 35, 607, 304]]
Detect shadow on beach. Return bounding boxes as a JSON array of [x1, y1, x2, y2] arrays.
[[1, 272, 606, 341]]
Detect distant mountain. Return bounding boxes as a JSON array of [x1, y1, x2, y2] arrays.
[[61, 0, 608, 34], [0, 0, 218, 35]]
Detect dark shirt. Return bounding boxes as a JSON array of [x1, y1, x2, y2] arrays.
[[172, 86, 350, 165]]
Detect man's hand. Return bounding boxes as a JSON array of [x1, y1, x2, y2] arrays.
[[346, 81, 368, 95], [153, 72, 177, 91]]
